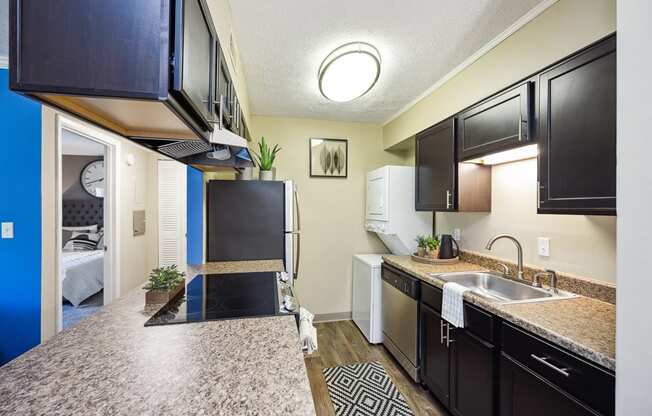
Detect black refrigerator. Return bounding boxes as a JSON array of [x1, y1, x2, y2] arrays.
[[206, 180, 300, 279]]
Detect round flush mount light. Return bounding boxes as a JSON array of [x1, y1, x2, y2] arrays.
[[318, 42, 381, 102]]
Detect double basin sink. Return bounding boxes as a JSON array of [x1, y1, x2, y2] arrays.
[[430, 271, 577, 304]]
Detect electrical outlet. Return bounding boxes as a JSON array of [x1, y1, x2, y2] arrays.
[[1, 222, 14, 239], [453, 228, 461, 241], [537, 237, 550, 257]]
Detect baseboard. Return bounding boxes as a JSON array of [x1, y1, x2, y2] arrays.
[[314, 312, 352, 323]]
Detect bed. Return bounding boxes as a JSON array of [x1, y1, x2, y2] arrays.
[[61, 199, 105, 307], [61, 250, 104, 306]]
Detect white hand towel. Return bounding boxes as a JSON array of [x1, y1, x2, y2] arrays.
[[442, 282, 470, 328], [299, 307, 318, 353]]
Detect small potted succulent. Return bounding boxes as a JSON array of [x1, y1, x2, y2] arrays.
[[252, 136, 281, 180], [143, 265, 186, 305], [415, 235, 429, 257], [425, 235, 440, 259]]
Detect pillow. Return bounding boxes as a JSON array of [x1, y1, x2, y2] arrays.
[[63, 238, 98, 251], [71, 231, 102, 243]]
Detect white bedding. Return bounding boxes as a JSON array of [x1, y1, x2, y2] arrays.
[[61, 250, 104, 307]]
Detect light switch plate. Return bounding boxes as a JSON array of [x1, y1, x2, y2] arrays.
[[537, 237, 550, 257], [2, 222, 14, 239], [453, 228, 461, 241]]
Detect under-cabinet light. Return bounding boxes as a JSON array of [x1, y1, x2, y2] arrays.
[[465, 144, 539, 165]]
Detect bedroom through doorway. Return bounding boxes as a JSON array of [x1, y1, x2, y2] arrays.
[[54, 114, 122, 333], [60, 130, 107, 330]]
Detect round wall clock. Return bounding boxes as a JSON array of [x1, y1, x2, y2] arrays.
[[81, 160, 105, 198]]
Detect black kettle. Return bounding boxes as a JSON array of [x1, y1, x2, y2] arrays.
[[438, 234, 459, 259]]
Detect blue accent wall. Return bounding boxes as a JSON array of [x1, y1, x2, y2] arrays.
[[186, 166, 203, 265], [0, 69, 42, 365]]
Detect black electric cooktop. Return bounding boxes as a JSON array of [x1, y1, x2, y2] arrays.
[[145, 271, 295, 327]]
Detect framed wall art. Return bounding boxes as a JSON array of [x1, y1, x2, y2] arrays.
[[309, 138, 348, 178]]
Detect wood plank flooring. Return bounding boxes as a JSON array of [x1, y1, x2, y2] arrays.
[[304, 320, 449, 416]]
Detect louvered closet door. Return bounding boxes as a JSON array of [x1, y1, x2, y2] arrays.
[[158, 160, 187, 272]]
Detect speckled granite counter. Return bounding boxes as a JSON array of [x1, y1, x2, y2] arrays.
[[0, 260, 315, 416], [188, 259, 286, 275], [383, 255, 616, 371]]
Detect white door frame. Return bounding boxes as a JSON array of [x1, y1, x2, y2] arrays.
[[54, 114, 122, 332]]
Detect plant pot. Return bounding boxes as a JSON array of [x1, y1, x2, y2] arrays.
[[259, 168, 275, 181], [417, 247, 426, 257], [145, 282, 185, 305], [427, 249, 439, 259], [236, 167, 253, 180]]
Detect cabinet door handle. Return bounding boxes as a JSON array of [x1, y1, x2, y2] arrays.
[[446, 190, 452, 209], [446, 322, 454, 348], [530, 354, 570, 377], [537, 181, 541, 209], [440, 320, 447, 345]]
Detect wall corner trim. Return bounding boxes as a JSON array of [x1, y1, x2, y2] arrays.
[[0, 56, 8, 69], [381, 0, 559, 126]]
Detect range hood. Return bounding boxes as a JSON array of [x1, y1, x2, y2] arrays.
[[132, 134, 254, 171]]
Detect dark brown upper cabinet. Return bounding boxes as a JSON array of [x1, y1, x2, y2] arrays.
[[9, 0, 247, 149], [415, 118, 491, 212], [172, 0, 215, 130], [458, 82, 534, 161], [538, 35, 616, 215], [415, 118, 457, 211]]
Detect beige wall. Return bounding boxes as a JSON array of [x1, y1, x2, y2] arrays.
[[41, 107, 160, 341], [437, 159, 616, 283], [118, 141, 160, 294], [383, 0, 616, 149], [250, 116, 408, 316]]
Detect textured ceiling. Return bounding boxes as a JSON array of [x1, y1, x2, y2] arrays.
[[230, 0, 545, 123]]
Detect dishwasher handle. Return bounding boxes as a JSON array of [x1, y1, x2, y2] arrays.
[[381, 266, 420, 299]]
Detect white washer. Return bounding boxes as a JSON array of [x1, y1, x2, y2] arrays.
[[352, 254, 384, 344]]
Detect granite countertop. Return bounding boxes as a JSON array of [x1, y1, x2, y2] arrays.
[[188, 259, 286, 275], [0, 260, 315, 416], [383, 255, 616, 371]]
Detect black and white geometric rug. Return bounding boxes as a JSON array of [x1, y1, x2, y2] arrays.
[[323, 361, 415, 416]]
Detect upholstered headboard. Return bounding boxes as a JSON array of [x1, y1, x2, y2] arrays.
[[62, 199, 104, 229]]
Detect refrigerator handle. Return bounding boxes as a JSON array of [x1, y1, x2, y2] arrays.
[[293, 184, 301, 280]]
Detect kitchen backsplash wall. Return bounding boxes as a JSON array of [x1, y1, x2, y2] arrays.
[[438, 158, 616, 284]]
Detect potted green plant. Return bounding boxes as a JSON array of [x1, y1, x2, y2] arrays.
[[415, 235, 428, 257], [252, 136, 281, 180], [143, 265, 186, 305], [426, 236, 440, 259]]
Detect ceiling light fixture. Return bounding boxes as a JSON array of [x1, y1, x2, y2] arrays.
[[465, 144, 539, 165], [318, 42, 381, 102]]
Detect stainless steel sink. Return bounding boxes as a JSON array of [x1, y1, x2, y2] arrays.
[[430, 272, 577, 304]]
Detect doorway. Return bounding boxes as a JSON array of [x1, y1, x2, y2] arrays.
[[54, 115, 121, 332]]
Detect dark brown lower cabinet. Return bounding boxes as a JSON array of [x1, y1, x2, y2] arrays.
[[420, 304, 450, 407], [499, 355, 596, 416], [450, 330, 495, 416], [421, 303, 495, 416]]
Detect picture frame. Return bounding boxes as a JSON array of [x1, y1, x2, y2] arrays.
[[309, 138, 348, 178]]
